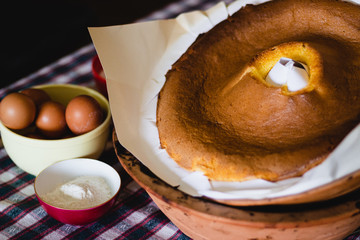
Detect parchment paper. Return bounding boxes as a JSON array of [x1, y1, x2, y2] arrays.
[[89, 0, 360, 200]]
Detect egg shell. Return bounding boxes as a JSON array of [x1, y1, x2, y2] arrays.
[[0, 93, 36, 130], [65, 95, 104, 135], [36, 101, 67, 138], [20, 88, 51, 107]]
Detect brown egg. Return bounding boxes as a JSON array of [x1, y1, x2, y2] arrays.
[[36, 101, 67, 138], [65, 95, 103, 135], [0, 93, 36, 129], [20, 88, 51, 107]]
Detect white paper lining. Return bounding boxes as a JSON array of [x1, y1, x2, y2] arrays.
[[89, 0, 360, 200]]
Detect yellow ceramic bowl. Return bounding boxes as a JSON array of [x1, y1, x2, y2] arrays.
[[0, 84, 111, 176]]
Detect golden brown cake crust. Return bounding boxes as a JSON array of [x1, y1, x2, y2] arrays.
[[156, 0, 360, 181]]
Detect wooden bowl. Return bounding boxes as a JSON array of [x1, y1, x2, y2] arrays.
[[113, 131, 360, 240]]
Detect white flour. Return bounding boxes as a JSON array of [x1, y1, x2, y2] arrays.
[[41, 176, 113, 210]]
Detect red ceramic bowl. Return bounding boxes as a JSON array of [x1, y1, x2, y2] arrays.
[[92, 55, 107, 97], [34, 158, 121, 225]]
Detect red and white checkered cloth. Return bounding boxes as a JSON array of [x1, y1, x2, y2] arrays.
[[0, 0, 359, 239]]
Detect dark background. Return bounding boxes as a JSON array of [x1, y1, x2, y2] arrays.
[[4, 0, 177, 88]]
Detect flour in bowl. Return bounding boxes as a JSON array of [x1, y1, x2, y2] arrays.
[[41, 176, 113, 210]]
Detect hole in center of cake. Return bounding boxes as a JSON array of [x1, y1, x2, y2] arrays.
[[246, 41, 321, 95]]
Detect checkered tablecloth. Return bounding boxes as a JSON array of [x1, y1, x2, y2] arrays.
[[0, 0, 359, 239]]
